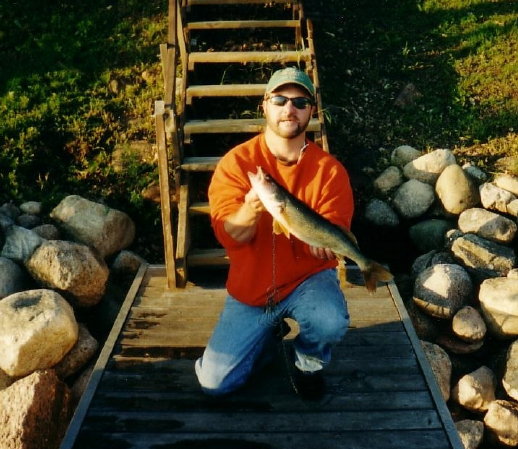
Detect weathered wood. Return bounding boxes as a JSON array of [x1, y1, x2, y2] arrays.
[[183, 117, 320, 135], [187, 19, 299, 30], [188, 49, 312, 69], [186, 83, 266, 104], [188, 0, 293, 5], [187, 248, 229, 266], [188, 201, 210, 214], [180, 156, 220, 171], [154, 102, 176, 289], [175, 184, 190, 287], [73, 429, 452, 449]]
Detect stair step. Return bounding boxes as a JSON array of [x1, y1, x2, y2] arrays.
[[189, 202, 210, 214], [187, 0, 292, 5], [181, 156, 221, 171], [187, 19, 299, 30], [188, 49, 311, 69], [186, 83, 266, 104], [187, 248, 229, 266], [184, 117, 321, 135]]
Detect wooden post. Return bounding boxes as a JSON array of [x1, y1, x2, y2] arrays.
[[155, 101, 177, 289]]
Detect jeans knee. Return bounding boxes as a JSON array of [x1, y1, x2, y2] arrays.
[[311, 312, 349, 343], [195, 357, 245, 396]]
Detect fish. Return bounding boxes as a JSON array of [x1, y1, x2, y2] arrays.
[[248, 166, 393, 292]]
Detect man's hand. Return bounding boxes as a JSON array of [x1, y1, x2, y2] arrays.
[[223, 189, 265, 243], [244, 189, 265, 215], [309, 246, 335, 260]]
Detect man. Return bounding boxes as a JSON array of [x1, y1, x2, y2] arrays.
[[195, 67, 354, 400]]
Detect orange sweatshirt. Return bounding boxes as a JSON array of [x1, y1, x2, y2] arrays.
[[208, 134, 354, 307]]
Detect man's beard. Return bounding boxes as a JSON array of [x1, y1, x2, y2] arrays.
[[268, 114, 311, 139]]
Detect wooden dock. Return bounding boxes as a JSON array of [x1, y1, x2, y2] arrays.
[[60, 264, 463, 449]]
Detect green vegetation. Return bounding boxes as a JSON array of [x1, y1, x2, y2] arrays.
[[0, 0, 516, 262]]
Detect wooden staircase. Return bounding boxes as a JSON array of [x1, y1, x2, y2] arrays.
[[155, 0, 329, 288]]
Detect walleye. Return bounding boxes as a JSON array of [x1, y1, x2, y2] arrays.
[[248, 166, 393, 292]]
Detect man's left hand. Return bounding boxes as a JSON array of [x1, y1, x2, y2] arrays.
[[309, 246, 335, 260]]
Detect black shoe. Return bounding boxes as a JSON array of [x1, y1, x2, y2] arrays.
[[274, 319, 291, 341], [294, 368, 325, 401]]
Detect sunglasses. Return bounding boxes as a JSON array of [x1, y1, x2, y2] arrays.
[[266, 95, 314, 110]]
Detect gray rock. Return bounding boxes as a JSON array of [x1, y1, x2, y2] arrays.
[[507, 199, 518, 217], [111, 250, 146, 275], [31, 223, 61, 240], [373, 166, 403, 194], [16, 213, 41, 229], [411, 250, 456, 277], [451, 233, 515, 280], [50, 195, 135, 258], [19, 201, 42, 215], [390, 145, 421, 168], [0, 257, 26, 299], [0, 370, 73, 449], [409, 219, 453, 253], [403, 148, 456, 185], [462, 163, 488, 185], [479, 277, 518, 338], [413, 263, 473, 319], [484, 400, 518, 447], [421, 340, 452, 401], [54, 323, 98, 379], [480, 182, 516, 214], [25, 240, 109, 307], [452, 366, 496, 413], [435, 164, 480, 215], [364, 199, 400, 227], [0, 289, 78, 377], [458, 207, 517, 244], [494, 173, 518, 196], [503, 339, 518, 401], [0, 203, 20, 220], [455, 420, 484, 449], [392, 179, 435, 219], [1, 225, 44, 263], [0, 213, 14, 230], [452, 306, 487, 343]]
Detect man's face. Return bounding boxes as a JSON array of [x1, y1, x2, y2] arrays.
[[262, 85, 315, 139]]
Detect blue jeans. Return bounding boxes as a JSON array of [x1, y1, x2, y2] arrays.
[[195, 268, 349, 395]]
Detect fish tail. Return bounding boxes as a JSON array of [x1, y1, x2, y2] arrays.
[[362, 261, 393, 293]]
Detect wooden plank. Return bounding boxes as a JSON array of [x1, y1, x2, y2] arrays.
[[188, 49, 312, 69], [174, 184, 190, 287], [183, 117, 321, 134], [186, 83, 266, 104], [180, 156, 220, 171], [187, 248, 229, 266], [188, 201, 210, 214], [188, 0, 293, 5], [59, 265, 148, 449], [71, 430, 452, 449], [187, 19, 299, 30], [89, 389, 435, 413], [154, 102, 176, 289]]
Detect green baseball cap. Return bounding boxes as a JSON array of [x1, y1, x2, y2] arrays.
[[265, 67, 315, 98]]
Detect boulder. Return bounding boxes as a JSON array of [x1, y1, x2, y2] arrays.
[[421, 340, 452, 401], [0, 289, 78, 377], [451, 233, 515, 281], [484, 400, 518, 447], [0, 368, 13, 391], [0, 257, 26, 299], [1, 225, 43, 263], [451, 366, 496, 413], [373, 166, 403, 194], [435, 164, 480, 215], [392, 179, 435, 219], [458, 208, 517, 244], [507, 199, 518, 217], [0, 370, 72, 449], [455, 420, 484, 449], [480, 182, 516, 214], [19, 201, 42, 215], [25, 240, 109, 307], [462, 164, 488, 185], [409, 219, 453, 253], [53, 323, 99, 379], [479, 277, 518, 338], [452, 306, 486, 343], [411, 250, 456, 277], [403, 148, 456, 185], [413, 264, 473, 319], [502, 339, 518, 401], [436, 334, 484, 355], [110, 250, 146, 275], [494, 172, 518, 196], [17, 214, 41, 229], [31, 223, 61, 240], [390, 145, 421, 168], [50, 195, 135, 258], [364, 199, 400, 227]]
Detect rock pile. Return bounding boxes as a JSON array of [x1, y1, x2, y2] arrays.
[[0, 195, 145, 449], [365, 146, 518, 449]]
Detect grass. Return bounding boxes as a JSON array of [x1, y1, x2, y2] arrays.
[[0, 0, 516, 262]]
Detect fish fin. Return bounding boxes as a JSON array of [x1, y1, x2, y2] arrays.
[[362, 261, 394, 293], [342, 227, 359, 248], [273, 220, 291, 238]]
